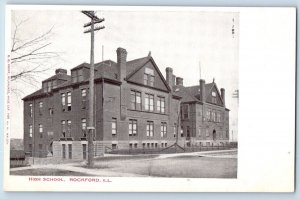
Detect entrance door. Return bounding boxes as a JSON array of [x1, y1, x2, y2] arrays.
[[213, 130, 216, 141]]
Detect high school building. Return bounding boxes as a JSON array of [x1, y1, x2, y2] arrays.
[[22, 47, 229, 159]]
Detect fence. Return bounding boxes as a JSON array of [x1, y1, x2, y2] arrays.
[[105, 142, 237, 155]]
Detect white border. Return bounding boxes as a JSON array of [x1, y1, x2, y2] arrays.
[[4, 5, 296, 192]]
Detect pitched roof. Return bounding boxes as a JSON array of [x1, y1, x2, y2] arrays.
[[23, 55, 168, 100], [126, 56, 150, 77], [173, 85, 199, 102], [175, 82, 217, 103], [22, 89, 45, 100], [42, 73, 71, 83], [70, 62, 90, 71]]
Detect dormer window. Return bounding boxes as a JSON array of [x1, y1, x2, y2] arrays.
[[212, 91, 217, 104], [47, 81, 51, 92], [43, 80, 57, 93], [71, 69, 83, 83], [144, 68, 154, 86]]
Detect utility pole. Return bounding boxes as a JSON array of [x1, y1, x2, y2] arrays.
[[82, 10, 105, 167]]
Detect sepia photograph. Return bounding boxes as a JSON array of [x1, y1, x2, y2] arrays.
[[8, 7, 239, 178], [3, 5, 295, 192]]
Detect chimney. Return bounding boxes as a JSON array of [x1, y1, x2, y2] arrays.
[[116, 47, 127, 81], [200, 79, 206, 102], [176, 77, 183, 86], [220, 88, 225, 106], [172, 75, 176, 86], [166, 67, 174, 90], [55, 68, 67, 75]]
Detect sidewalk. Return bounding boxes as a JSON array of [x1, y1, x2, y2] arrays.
[[10, 149, 237, 177]]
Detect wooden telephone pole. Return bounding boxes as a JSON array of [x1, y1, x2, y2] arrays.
[[82, 10, 105, 167]]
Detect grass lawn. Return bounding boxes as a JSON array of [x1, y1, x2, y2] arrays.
[[10, 168, 91, 176], [92, 155, 237, 178]]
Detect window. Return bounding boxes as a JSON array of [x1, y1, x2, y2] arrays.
[[29, 125, 33, 137], [226, 129, 229, 138], [52, 80, 57, 89], [206, 129, 209, 137], [29, 103, 33, 117], [157, 96, 165, 113], [68, 144, 72, 159], [43, 83, 47, 92], [67, 120, 71, 137], [112, 118, 117, 136], [81, 89, 87, 109], [39, 144, 43, 157], [160, 123, 167, 138], [78, 69, 83, 82], [82, 89, 87, 97], [129, 119, 137, 136], [198, 128, 201, 137], [134, 143, 138, 148], [71, 69, 83, 83], [182, 104, 189, 119], [129, 143, 133, 149], [206, 109, 211, 121], [61, 120, 66, 137], [61, 93, 66, 106], [147, 143, 150, 148], [217, 112, 221, 122], [220, 131, 223, 139], [180, 126, 184, 137], [186, 126, 190, 137], [173, 124, 177, 138], [67, 92, 71, 111], [82, 144, 87, 159], [28, 144, 33, 157], [145, 94, 154, 111], [144, 68, 154, 86], [161, 143, 164, 148], [130, 90, 141, 110], [112, 144, 117, 150], [49, 108, 54, 115], [81, 119, 87, 137], [39, 102, 43, 115], [155, 143, 158, 148], [142, 143, 145, 148], [146, 121, 154, 137], [211, 111, 216, 122], [47, 81, 51, 92], [81, 119, 86, 130], [71, 71, 77, 83], [39, 124, 43, 133], [212, 91, 217, 104], [62, 144, 66, 159], [165, 143, 167, 147]]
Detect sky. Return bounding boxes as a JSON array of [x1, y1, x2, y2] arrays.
[[10, 8, 239, 140]]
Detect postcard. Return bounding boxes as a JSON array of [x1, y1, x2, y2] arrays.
[[3, 5, 295, 192]]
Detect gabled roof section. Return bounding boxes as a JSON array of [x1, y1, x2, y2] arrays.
[[176, 81, 225, 106], [205, 82, 225, 105], [125, 56, 171, 91], [126, 56, 151, 78]]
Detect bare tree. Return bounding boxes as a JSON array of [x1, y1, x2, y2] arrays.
[[10, 17, 61, 96]]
